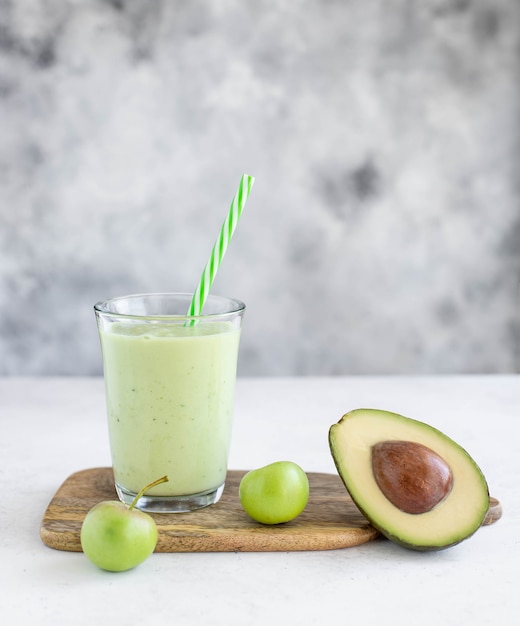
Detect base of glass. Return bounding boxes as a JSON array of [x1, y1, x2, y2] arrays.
[[115, 481, 225, 513]]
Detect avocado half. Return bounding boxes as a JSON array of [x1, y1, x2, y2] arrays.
[[329, 408, 490, 551]]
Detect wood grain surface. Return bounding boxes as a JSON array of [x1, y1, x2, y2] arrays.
[[40, 468, 380, 553], [40, 468, 501, 553]]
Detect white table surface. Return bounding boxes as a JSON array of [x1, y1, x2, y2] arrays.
[[0, 375, 518, 625]]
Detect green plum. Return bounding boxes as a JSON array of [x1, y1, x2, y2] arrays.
[[80, 475, 168, 572], [239, 461, 309, 524]]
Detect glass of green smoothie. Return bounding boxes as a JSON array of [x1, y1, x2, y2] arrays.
[[94, 292, 245, 513]]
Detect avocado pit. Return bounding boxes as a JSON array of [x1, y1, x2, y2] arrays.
[[371, 440, 454, 514]]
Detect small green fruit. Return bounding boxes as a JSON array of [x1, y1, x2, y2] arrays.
[[80, 475, 167, 571], [239, 461, 309, 524]]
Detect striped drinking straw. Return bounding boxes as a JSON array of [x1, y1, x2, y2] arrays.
[[187, 174, 255, 318]]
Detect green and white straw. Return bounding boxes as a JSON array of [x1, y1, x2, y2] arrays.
[[187, 174, 255, 318]]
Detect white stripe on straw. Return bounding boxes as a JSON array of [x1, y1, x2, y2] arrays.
[[187, 174, 255, 317]]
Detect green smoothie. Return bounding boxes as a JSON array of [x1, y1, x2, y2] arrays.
[[99, 321, 241, 498]]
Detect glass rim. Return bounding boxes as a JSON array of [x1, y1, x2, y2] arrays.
[[94, 292, 245, 321]]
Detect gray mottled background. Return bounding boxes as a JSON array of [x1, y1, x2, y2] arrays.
[[1, 0, 519, 376]]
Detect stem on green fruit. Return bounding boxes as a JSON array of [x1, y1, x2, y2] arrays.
[[129, 475, 169, 510]]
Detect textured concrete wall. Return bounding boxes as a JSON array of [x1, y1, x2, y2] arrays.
[[1, 0, 519, 375]]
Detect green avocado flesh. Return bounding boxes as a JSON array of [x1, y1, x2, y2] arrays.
[[329, 408, 489, 551]]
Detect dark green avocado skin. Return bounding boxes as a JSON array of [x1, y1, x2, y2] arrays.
[[355, 501, 485, 552]]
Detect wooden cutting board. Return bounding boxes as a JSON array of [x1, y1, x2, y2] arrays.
[[40, 468, 501, 553], [40, 467, 380, 552]]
